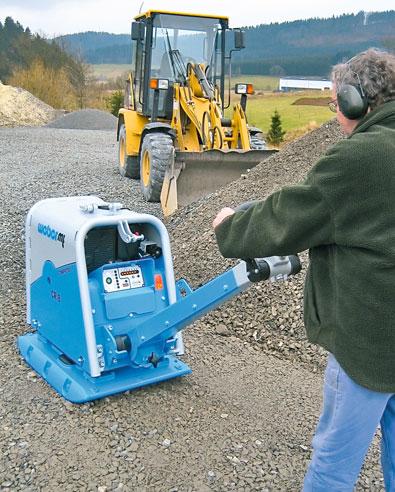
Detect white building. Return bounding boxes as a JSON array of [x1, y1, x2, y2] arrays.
[[279, 77, 332, 92]]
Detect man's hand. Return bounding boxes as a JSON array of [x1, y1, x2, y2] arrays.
[[212, 207, 235, 229]]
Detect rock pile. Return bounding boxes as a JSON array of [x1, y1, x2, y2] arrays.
[[168, 119, 345, 371], [46, 109, 117, 130], [0, 81, 56, 127]]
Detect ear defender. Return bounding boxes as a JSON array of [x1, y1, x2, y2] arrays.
[[337, 83, 369, 120]]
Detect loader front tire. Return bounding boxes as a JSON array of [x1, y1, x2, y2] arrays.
[[140, 133, 173, 202], [118, 124, 140, 179]]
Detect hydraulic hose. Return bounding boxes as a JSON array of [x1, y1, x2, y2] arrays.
[[210, 125, 223, 149]]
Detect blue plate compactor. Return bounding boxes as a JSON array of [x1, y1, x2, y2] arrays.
[[18, 196, 301, 403]]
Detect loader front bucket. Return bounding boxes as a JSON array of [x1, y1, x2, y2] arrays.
[[160, 149, 277, 217]]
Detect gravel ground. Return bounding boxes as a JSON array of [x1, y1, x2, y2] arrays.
[[0, 126, 385, 491]]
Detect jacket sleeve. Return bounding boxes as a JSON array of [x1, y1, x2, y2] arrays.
[[214, 179, 334, 259]]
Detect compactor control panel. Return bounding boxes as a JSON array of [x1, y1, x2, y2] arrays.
[[102, 264, 144, 293]]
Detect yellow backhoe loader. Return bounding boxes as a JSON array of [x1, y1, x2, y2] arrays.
[[117, 10, 276, 216]]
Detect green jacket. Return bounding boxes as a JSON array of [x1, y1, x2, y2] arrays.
[[215, 101, 395, 392]]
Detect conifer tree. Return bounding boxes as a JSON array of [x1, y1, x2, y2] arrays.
[[106, 90, 124, 116], [266, 110, 286, 146]]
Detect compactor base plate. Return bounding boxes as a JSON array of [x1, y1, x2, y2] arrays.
[[18, 333, 191, 403]]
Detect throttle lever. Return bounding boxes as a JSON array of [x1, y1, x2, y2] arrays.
[[117, 220, 145, 244]]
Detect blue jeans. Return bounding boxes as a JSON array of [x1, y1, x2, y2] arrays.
[[303, 354, 395, 491]]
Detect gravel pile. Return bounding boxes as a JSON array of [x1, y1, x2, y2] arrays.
[[46, 109, 117, 130], [0, 126, 384, 491], [0, 81, 56, 127], [168, 119, 345, 372]]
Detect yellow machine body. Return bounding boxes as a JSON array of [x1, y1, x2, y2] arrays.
[[117, 11, 275, 215]]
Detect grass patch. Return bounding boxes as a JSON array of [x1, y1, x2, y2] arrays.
[[91, 64, 130, 80], [233, 90, 334, 134]]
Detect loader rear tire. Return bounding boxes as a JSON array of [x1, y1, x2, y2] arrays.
[[140, 133, 173, 202], [118, 124, 140, 179], [250, 134, 267, 150]]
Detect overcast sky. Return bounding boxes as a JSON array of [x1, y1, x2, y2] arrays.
[[0, 0, 394, 36]]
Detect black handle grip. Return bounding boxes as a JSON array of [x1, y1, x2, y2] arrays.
[[246, 254, 302, 283], [246, 258, 271, 282], [289, 254, 302, 275]]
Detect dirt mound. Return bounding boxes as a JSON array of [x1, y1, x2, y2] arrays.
[[292, 96, 332, 106], [168, 119, 344, 370], [46, 109, 117, 130], [0, 81, 56, 127]]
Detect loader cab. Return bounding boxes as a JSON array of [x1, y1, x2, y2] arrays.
[[131, 11, 229, 119]]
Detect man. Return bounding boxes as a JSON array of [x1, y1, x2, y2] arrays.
[[212, 49, 395, 491]]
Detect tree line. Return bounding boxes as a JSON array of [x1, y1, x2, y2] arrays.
[[231, 11, 395, 76], [0, 17, 93, 109], [56, 10, 395, 76]]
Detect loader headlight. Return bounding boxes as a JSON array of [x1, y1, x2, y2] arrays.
[[235, 83, 254, 95], [150, 78, 169, 90]]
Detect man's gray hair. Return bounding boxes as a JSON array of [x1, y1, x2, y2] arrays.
[[331, 48, 395, 110]]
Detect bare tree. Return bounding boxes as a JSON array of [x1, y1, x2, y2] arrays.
[[68, 52, 95, 109]]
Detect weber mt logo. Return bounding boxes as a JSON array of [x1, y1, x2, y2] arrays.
[[37, 223, 65, 248]]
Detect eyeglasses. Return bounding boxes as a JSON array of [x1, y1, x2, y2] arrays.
[[328, 99, 338, 113]]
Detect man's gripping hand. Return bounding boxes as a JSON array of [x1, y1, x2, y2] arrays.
[[212, 207, 235, 229]]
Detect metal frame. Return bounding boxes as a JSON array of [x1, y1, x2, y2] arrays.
[[219, 19, 227, 111], [75, 211, 177, 377], [25, 198, 56, 325], [141, 17, 154, 116]]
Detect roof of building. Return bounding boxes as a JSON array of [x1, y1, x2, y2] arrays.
[[280, 76, 331, 81]]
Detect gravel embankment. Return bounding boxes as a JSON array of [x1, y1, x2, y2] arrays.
[[0, 126, 385, 491], [168, 120, 342, 371]]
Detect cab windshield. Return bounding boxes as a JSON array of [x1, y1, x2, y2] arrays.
[[151, 14, 222, 85]]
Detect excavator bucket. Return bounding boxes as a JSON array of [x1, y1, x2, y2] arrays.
[[160, 149, 277, 217]]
